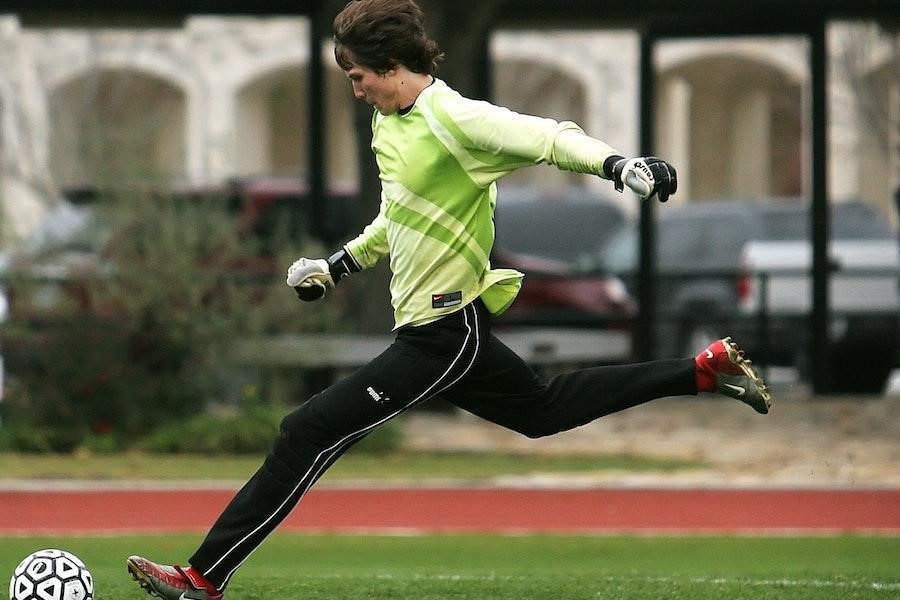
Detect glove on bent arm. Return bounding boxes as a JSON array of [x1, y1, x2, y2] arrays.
[[286, 247, 361, 302]]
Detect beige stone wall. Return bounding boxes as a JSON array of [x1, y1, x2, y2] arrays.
[[0, 16, 895, 245]]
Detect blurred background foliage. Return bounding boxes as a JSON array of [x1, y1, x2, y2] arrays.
[[0, 15, 896, 455], [0, 189, 354, 452]]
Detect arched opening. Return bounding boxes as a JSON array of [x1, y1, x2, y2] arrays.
[[235, 65, 358, 186], [657, 55, 803, 201], [858, 56, 899, 217], [49, 69, 186, 191], [236, 65, 307, 178]]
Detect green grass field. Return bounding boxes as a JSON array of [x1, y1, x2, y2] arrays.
[[4, 534, 898, 599], [0, 451, 702, 482]]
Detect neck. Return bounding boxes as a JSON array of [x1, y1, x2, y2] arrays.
[[396, 70, 433, 111]]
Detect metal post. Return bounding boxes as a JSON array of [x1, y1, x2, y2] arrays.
[[308, 4, 327, 243], [636, 32, 658, 361], [758, 271, 770, 370], [810, 21, 832, 394]]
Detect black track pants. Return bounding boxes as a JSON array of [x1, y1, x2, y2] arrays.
[[189, 300, 697, 588]]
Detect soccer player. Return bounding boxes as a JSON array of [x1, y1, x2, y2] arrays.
[[127, 1, 771, 598]]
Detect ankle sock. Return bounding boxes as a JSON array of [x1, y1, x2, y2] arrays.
[[183, 566, 219, 593], [694, 357, 716, 392]]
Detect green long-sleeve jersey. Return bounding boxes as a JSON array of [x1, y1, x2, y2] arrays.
[[345, 78, 620, 329]]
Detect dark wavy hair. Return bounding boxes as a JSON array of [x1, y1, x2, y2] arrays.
[[333, 0, 444, 75]]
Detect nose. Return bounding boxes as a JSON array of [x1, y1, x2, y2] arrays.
[[352, 83, 365, 99]]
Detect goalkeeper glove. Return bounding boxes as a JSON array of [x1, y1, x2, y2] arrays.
[[605, 155, 678, 202], [286, 247, 360, 302]]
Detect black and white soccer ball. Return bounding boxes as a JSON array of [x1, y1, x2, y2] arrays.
[[9, 549, 94, 600]]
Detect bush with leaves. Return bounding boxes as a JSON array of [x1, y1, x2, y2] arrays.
[[138, 405, 403, 455], [0, 189, 347, 448]]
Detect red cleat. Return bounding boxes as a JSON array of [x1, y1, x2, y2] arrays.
[[127, 556, 223, 600], [695, 337, 773, 414]]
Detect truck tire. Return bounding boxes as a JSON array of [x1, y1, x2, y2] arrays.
[[829, 346, 892, 395]]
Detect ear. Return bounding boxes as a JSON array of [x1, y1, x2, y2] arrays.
[[384, 58, 400, 75]]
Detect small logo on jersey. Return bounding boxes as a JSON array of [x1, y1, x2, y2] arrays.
[[366, 386, 389, 405], [432, 291, 462, 309]]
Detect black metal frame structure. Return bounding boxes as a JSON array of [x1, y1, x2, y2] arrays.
[[3, 0, 896, 392]]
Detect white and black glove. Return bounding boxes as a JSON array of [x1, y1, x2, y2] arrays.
[[605, 155, 677, 202], [286, 247, 360, 302]]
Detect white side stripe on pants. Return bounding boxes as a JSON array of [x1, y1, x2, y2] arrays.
[[206, 303, 482, 587]]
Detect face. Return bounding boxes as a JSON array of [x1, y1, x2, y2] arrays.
[[344, 62, 400, 115]]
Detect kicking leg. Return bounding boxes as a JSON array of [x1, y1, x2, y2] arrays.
[[443, 333, 697, 438], [444, 334, 771, 439]]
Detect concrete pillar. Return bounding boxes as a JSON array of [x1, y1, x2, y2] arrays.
[[731, 89, 771, 196], [184, 83, 208, 186], [658, 76, 692, 203], [823, 28, 847, 204], [0, 15, 54, 244], [890, 82, 900, 213], [236, 88, 271, 177], [204, 84, 237, 183]]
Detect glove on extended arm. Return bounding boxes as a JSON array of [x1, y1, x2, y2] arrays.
[[604, 155, 678, 202]]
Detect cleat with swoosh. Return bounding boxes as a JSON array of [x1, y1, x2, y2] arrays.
[[127, 556, 223, 600], [695, 337, 773, 414]]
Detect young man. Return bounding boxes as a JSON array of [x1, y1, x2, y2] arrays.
[[127, 1, 771, 598]]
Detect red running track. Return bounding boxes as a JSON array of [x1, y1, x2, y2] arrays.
[[2, 488, 899, 535]]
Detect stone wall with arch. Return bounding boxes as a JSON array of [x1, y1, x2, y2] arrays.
[[491, 58, 588, 189], [233, 59, 358, 186], [655, 38, 807, 203], [656, 38, 808, 84], [490, 29, 640, 204], [0, 16, 894, 243], [0, 15, 56, 243], [48, 67, 189, 189], [856, 51, 898, 214]]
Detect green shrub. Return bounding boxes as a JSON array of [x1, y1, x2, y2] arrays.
[[0, 424, 83, 454], [138, 408, 281, 454], [1, 190, 347, 446], [347, 421, 404, 455], [138, 406, 404, 455], [80, 430, 125, 454]]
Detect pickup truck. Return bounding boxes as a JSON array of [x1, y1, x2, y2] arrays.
[[601, 198, 899, 393], [739, 238, 899, 393]]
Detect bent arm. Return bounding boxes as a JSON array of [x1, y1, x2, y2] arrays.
[[344, 191, 390, 269]]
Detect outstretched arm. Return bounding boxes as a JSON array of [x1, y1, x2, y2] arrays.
[[548, 129, 677, 202], [434, 91, 677, 201]]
